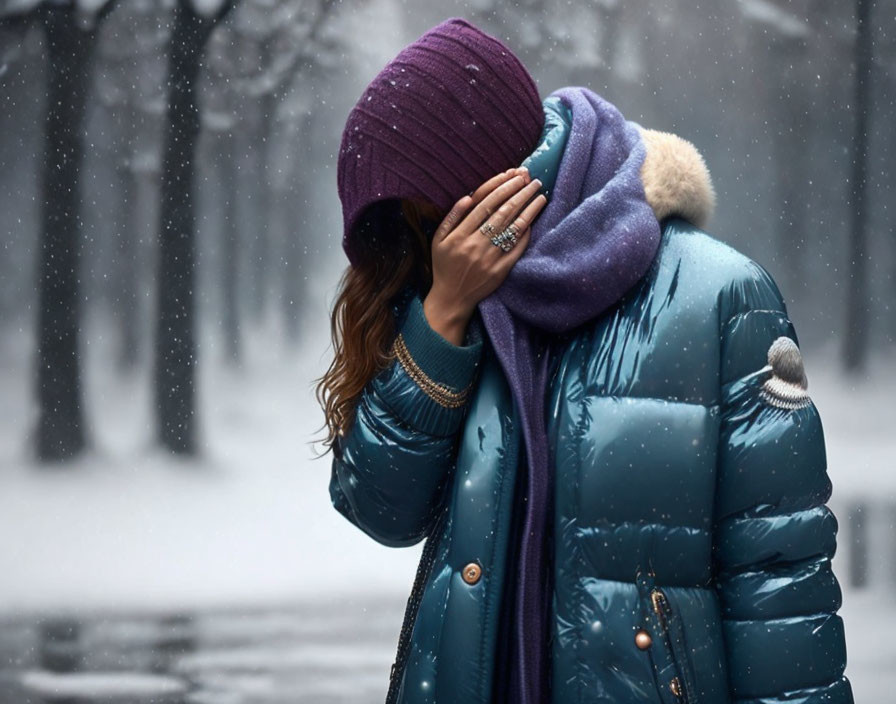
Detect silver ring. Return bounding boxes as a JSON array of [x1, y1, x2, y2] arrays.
[[501, 223, 519, 245], [479, 222, 497, 237], [490, 233, 516, 252]]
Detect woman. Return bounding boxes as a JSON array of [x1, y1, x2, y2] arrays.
[[316, 17, 853, 704]]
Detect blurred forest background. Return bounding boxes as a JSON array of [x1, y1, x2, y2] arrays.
[[0, 0, 893, 702], [0, 0, 893, 459]]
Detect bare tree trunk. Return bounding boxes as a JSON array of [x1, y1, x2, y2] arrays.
[[34, 9, 97, 462], [112, 103, 141, 370], [249, 45, 275, 321], [220, 130, 241, 363], [154, 1, 231, 454], [770, 34, 812, 296], [280, 181, 304, 345], [843, 0, 873, 371]]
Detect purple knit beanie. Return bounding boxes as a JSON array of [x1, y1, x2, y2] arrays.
[[337, 17, 545, 267]]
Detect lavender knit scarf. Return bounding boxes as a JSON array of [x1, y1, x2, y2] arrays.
[[477, 86, 662, 702]]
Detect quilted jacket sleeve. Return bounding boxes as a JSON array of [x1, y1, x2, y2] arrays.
[[712, 260, 853, 704], [328, 288, 484, 548]]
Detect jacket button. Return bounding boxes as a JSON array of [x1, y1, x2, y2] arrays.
[[634, 628, 652, 650], [461, 562, 482, 585]]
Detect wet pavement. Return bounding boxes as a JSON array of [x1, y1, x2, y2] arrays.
[[0, 591, 889, 702], [0, 596, 405, 704]]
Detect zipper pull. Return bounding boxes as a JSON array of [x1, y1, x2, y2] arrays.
[[669, 676, 683, 699], [650, 588, 667, 620]]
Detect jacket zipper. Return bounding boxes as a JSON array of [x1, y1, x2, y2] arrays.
[[650, 588, 694, 704], [384, 509, 447, 704]]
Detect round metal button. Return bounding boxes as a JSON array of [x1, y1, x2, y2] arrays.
[[634, 628, 652, 650], [461, 562, 482, 585]]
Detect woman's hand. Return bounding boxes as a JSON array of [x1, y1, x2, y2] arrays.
[[424, 166, 547, 345]]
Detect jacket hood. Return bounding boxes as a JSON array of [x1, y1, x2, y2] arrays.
[[524, 95, 716, 230]]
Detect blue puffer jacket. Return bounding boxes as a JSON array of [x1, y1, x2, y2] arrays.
[[328, 112, 853, 704]]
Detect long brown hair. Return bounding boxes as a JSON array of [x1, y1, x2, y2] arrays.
[[312, 198, 444, 457]]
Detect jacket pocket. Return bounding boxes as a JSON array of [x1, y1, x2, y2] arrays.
[[635, 571, 700, 704]]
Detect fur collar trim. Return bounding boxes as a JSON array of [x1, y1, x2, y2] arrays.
[[636, 126, 716, 229]]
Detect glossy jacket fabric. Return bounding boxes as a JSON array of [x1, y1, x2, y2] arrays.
[[328, 158, 853, 704]]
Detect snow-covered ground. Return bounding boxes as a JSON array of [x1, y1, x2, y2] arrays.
[[0, 307, 424, 616], [0, 305, 894, 699]]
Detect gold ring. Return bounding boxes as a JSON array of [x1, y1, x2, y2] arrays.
[[479, 222, 497, 237]]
